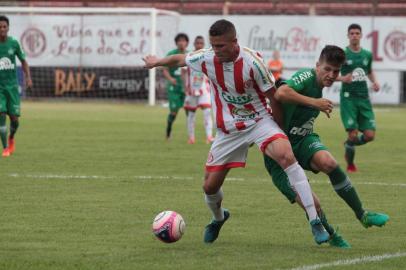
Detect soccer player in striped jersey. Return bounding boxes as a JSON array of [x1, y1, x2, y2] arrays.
[[182, 36, 213, 144], [0, 15, 32, 157], [144, 19, 329, 245]]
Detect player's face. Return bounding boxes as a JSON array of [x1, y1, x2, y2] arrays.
[[209, 34, 238, 63], [176, 38, 189, 51], [347, 28, 362, 46], [0, 21, 9, 39], [316, 61, 341, 87], [194, 38, 205, 50]]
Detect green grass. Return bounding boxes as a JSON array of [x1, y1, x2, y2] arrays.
[[1, 101, 405, 270]]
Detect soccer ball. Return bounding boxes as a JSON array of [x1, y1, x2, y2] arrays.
[[152, 210, 185, 243]]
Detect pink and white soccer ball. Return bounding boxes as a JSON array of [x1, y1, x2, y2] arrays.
[[152, 211, 185, 243]]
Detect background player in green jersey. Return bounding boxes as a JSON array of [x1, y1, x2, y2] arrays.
[[163, 33, 189, 139], [264, 45, 389, 247], [337, 24, 380, 173], [0, 15, 32, 157]]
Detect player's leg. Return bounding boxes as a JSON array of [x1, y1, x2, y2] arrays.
[[184, 96, 197, 144], [264, 152, 349, 247], [257, 119, 329, 243], [198, 94, 213, 143], [310, 150, 389, 228], [203, 131, 246, 243], [8, 115, 18, 154], [0, 90, 9, 156], [341, 97, 359, 172], [166, 90, 180, 139]]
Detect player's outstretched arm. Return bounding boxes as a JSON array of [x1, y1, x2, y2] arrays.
[[336, 73, 352, 83], [143, 54, 187, 69], [275, 85, 333, 118]]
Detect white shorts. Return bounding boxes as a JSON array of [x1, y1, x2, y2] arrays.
[[206, 116, 287, 172], [184, 94, 211, 111]]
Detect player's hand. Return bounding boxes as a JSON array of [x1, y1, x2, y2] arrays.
[[170, 77, 177, 86], [341, 74, 353, 84], [313, 98, 333, 118], [142, 55, 158, 69], [26, 77, 33, 90], [372, 82, 380, 92]]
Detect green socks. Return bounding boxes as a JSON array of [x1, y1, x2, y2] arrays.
[[319, 209, 335, 236], [10, 120, 19, 139], [328, 166, 364, 220], [345, 135, 367, 165], [0, 114, 7, 148], [166, 114, 176, 138]]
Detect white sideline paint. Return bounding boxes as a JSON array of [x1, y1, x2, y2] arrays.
[[6, 173, 406, 187], [282, 251, 406, 270]]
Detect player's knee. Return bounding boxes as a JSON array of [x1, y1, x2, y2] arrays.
[[202, 182, 218, 195], [363, 133, 375, 142], [319, 158, 338, 173], [348, 132, 358, 142], [275, 151, 296, 169]]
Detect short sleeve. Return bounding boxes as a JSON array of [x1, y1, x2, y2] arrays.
[[185, 49, 207, 73], [251, 56, 275, 92], [367, 51, 373, 74], [14, 40, 26, 62], [286, 69, 314, 93]]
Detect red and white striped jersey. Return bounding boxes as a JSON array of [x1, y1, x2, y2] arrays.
[[185, 46, 275, 134], [185, 67, 210, 96]]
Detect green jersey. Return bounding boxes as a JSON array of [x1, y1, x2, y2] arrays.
[[0, 36, 25, 90], [340, 47, 372, 99], [282, 68, 322, 144], [165, 48, 187, 89]]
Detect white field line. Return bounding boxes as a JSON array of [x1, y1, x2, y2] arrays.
[[283, 251, 406, 270], [6, 173, 406, 187]]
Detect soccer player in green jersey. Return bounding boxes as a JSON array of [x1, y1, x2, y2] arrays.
[[337, 24, 380, 173], [0, 15, 32, 157], [264, 45, 389, 247], [164, 33, 189, 139]]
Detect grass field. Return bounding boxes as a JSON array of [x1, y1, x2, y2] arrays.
[[1, 101, 405, 270]]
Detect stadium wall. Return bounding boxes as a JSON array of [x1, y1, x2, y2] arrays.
[[8, 13, 406, 104], [179, 15, 406, 104]]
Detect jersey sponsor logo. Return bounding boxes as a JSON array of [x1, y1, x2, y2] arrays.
[[221, 92, 253, 105], [232, 107, 259, 120], [308, 141, 323, 150], [20, 27, 46, 57], [352, 67, 367, 82], [291, 70, 313, 85], [289, 117, 315, 136], [188, 54, 204, 63], [0, 57, 15, 71]]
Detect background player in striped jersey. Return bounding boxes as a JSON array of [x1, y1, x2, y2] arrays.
[[163, 33, 189, 140], [0, 15, 32, 157], [182, 36, 213, 144], [144, 19, 330, 245], [337, 24, 380, 173]]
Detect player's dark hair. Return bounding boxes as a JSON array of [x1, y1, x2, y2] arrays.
[[209, 19, 236, 38], [348, 23, 362, 33], [174, 33, 189, 43], [319, 45, 346, 66], [195, 35, 204, 41], [0, 15, 9, 26]]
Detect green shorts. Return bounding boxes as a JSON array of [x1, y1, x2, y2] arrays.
[[340, 97, 376, 131], [0, 86, 21, 116], [263, 133, 328, 203], [167, 84, 185, 113]]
